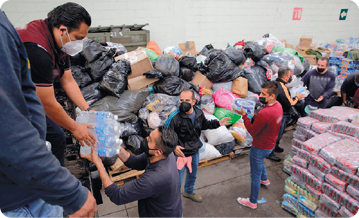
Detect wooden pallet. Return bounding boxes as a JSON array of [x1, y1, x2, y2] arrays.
[[109, 168, 145, 186], [109, 145, 250, 186], [198, 145, 250, 168]]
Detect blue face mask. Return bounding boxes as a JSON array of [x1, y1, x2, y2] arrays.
[[355, 82, 359, 87]]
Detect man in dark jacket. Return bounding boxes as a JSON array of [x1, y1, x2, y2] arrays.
[[0, 9, 97, 217], [165, 90, 231, 202], [266, 67, 304, 162], [302, 57, 335, 110], [341, 71, 359, 107], [17, 3, 96, 166], [82, 127, 183, 217]]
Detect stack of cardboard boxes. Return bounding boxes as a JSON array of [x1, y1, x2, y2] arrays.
[[295, 36, 317, 65]]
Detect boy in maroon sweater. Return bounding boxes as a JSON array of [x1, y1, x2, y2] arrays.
[[233, 81, 283, 209]]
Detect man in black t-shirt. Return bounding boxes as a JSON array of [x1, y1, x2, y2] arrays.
[[17, 3, 96, 165], [341, 71, 359, 107]]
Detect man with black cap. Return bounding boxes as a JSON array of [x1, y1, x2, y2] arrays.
[[165, 89, 231, 202]]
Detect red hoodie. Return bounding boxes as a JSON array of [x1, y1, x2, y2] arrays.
[[243, 101, 283, 150]]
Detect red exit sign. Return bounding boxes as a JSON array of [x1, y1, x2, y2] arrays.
[[293, 8, 302, 20]]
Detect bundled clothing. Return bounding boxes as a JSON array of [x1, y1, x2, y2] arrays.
[[302, 69, 336, 108]]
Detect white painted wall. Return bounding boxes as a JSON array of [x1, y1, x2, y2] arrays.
[[2, 0, 359, 51]]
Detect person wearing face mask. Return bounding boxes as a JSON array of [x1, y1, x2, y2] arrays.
[[165, 90, 231, 203], [16, 3, 96, 166], [265, 66, 305, 162], [81, 127, 183, 217], [233, 81, 283, 209], [302, 57, 336, 111], [340, 71, 359, 107]]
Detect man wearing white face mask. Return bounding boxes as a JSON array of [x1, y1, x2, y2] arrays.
[[17, 2, 96, 166]]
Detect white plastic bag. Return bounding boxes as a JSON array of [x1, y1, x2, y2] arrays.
[[199, 137, 221, 160], [203, 113, 234, 145]]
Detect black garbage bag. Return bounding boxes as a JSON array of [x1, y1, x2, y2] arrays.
[[178, 56, 198, 72], [110, 89, 150, 123], [98, 59, 131, 97], [81, 39, 107, 63], [125, 135, 144, 155], [81, 82, 104, 106], [100, 155, 118, 168], [179, 67, 195, 81], [86, 50, 115, 82], [90, 96, 119, 111], [244, 42, 266, 63], [153, 76, 195, 96], [155, 54, 180, 77], [151, 60, 156, 68], [251, 65, 268, 86], [71, 65, 92, 88], [223, 48, 247, 65], [120, 122, 143, 137], [242, 68, 261, 94], [144, 69, 163, 79], [198, 44, 214, 56], [203, 49, 243, 83], [214, 140, 235, 155], [70, 53, 87, 66]]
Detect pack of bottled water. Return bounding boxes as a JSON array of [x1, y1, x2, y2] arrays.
[[76, 111, 123, 157]]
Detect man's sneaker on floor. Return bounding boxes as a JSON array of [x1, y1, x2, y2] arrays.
[[183, 192, 202, 202], [266, 153, 281, 162], [237, 197, 257, 209], [260, 180, 270, 186], [274, 146, 284, 153]]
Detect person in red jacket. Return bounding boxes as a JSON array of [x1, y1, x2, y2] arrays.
[[233, 81, 283, 209]]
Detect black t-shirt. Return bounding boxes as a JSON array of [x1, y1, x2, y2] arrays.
[[24, 42, 70, 87], [341, 71, 359, 98]]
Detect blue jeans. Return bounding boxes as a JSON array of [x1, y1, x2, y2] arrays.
[[3, 198, 63, 218], [177, 151, 200, 195], [249, 146, 272, 204]]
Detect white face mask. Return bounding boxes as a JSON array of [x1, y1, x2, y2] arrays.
[[60, 28, 84, 56]]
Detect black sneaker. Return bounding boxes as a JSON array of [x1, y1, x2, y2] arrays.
[[266, 153, 281, 162], [274, 146, 284, 153]]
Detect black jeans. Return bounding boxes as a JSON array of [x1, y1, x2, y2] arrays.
[[269, 114, 289, 156], [46, 116, 66, 166]]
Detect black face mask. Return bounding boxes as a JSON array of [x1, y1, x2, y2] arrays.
[[179, 102, 192, 113], [259, 97, 268, 105], [317, 68, 325, 73], [140, 139, 156, 157], [287, 76, 293, 84]]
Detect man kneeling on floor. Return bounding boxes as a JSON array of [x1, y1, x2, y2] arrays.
[[233, 81, 283, 209], [81, 126, 183, 217]]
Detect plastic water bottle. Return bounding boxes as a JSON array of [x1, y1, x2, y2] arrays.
[[77, 111, 123, 157]]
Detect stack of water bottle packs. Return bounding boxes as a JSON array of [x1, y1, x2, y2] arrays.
[[281, 107, 359, 217]]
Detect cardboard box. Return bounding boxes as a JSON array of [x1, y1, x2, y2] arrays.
[[178, 41, 197, 56], [115, 48, 154, 79], [302, 54, 317, 65], [299, 36, 313, 47], [232, 77, 248, 98], [295, 45, 308, 56], [128, 76, 158, 90], [191, 71, 213, 89], [280, 39, 294, 49]]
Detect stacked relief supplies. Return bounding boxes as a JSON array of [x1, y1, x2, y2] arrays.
[[282, 107, 359, 217]]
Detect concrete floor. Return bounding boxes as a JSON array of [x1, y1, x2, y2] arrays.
[[97, 130, 295, 217]]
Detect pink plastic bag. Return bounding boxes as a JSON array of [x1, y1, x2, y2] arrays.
[[212, 87, 238, 112]]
